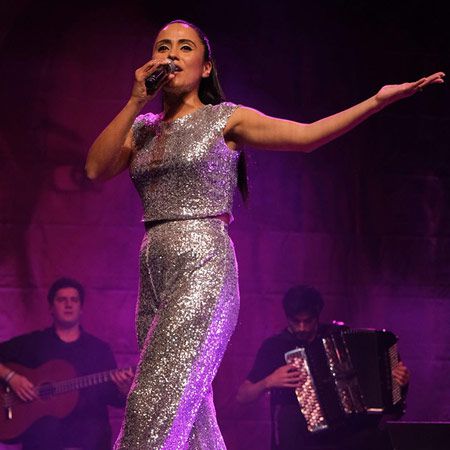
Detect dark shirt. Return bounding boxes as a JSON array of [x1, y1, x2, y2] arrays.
[[247, 323, 346, 408], [246, 323, 396, 450], [0, 327, 125, 450]]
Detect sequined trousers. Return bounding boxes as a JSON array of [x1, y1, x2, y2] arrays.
[[114, 218, 239, 449]]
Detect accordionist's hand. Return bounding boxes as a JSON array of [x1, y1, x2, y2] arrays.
[[265, 364, 306, 389], [392, 361, 410, 387]]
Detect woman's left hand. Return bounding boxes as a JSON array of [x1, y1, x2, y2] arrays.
[[375, 71, 445, 107]]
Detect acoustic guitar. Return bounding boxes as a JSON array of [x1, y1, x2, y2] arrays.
[[0, 360, 132, 442]]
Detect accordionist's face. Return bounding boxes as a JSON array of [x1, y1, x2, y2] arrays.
[[287, 312, 319, 343]]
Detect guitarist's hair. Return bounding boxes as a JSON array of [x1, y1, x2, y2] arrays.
[[47, 277, 85, 306]]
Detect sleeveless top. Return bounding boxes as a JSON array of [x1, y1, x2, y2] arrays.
[[129, 102, 240, 223]]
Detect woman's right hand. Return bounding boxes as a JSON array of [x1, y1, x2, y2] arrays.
[[131, 58, 175, 104], [8, 373, 38, 402]]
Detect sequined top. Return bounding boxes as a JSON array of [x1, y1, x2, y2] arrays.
[[130, 102, 240, 223]]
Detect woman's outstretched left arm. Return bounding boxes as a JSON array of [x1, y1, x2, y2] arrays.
[[226, 72, 444, 152]]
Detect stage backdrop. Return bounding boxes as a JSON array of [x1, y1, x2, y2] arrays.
[[1, 1, 449, 449]]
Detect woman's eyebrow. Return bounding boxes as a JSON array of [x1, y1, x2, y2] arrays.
[[155, 38, 197, 47], [178, 39, 197, 47], [155, 39, 171, 46]]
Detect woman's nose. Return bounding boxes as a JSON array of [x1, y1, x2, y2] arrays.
[[168, 50, 179, 61]]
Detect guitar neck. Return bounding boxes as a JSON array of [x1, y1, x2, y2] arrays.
[[39, 369, 114, 397]]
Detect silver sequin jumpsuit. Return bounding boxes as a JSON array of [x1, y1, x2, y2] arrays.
[[114, 103, 240, 449]]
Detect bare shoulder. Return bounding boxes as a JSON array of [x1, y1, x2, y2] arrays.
[[224, 106, 266, 135]]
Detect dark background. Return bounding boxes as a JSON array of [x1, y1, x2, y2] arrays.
[[0, 0, 449, 448]]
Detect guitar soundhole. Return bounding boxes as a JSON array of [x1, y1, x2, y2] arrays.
[[38, 382, 56, 400]]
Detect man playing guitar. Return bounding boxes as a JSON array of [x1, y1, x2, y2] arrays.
[[0, 277, 134, 450]]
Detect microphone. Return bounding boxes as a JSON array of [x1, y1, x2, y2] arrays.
[[145, 60, 176, 95]]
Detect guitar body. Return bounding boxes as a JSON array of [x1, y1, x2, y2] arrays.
[[0, 360, 79, 442]]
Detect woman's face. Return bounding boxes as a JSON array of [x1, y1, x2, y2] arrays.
[[152, 22, 211, 95]]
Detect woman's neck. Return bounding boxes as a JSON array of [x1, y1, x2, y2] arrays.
[[162, 92, 204, 121]]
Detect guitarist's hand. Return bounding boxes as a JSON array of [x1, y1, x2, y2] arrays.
[[9, 374, 38, 402], [111, 368, 134, 395]]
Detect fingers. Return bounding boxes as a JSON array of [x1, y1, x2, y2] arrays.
[[416, 72, 445, 90], [111, 371, 127, 383], [111, 369, 134, 395], [136, 58, 173, 81], [11, 376, 37, 402], [110, 372, 120, 384], [270, 364, 306, 388], [393, 372, 407, 386], [412, 78, 427, 90], [280, 373, 304, 388], [123, 367, 135, 377], [142, 59, 167, 74], [17, 387, 37, 402], [392, 362, 410, 386], [111, 368, 134, 386], [425, 71, 445, 83], [132, 58, 175, 100]]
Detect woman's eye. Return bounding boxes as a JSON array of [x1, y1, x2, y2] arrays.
[[157, 45, 169, 52], [181, 45, 193, 51]]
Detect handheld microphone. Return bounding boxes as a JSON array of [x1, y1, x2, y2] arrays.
[[145, 61, 176, 95]]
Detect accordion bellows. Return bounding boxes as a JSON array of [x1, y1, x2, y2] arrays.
[[285, 329, 401, 433]]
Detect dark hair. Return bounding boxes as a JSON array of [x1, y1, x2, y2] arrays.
[[160, 19, 248, 201], [282, 285, 324, 319], [47, 277, 85, 306]]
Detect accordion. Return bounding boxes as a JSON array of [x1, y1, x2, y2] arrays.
[[284, 329, 402, 433]]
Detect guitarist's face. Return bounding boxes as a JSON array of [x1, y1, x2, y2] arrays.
[[50, 287, 82, 327]]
